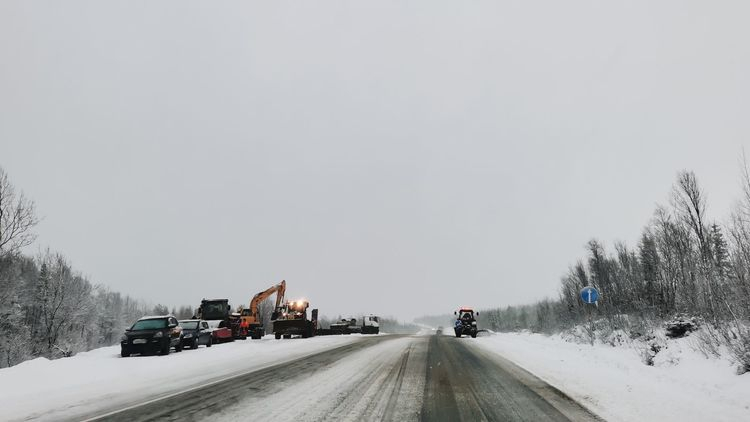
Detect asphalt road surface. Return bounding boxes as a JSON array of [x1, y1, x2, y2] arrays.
[[83, 334, 603, 422]]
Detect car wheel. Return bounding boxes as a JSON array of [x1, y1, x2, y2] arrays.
[[206, 337, 212, 347], [160, 342, 171, 355], [192, 339, 198, 349], [175, 339, 183, 352], [121, 348, 130, 358], [275, 333, 282, 340]]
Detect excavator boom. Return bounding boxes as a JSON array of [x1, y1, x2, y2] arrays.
[[242, 280, 286, 339]]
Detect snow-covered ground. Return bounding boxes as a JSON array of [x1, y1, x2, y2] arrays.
[[472, 331, 750, 422], [0, 335, 365, 421], [5, 329, 749, 421]]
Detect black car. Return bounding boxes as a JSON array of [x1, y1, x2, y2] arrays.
[[121, 315, 184, 357], [179, 319, 213, 349]]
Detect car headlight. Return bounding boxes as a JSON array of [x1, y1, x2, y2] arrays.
[[153, 331, 164, 338], [120, 335, 128, 342], [471, 321, 477, 325], [183, 334, 193, 339]]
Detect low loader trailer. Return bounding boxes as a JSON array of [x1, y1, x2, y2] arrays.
[[319, 315, 380, 335]]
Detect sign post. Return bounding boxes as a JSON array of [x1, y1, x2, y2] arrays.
[[580, 286, 599, 345]]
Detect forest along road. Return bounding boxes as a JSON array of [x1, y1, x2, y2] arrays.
[[82, 334, 603, 422]]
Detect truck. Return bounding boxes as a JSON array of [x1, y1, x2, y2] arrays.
[[361, 314, 380, 334], [273, 299, 317, 339], [240, 280, 287, 339], [195, 298, 247, 340]]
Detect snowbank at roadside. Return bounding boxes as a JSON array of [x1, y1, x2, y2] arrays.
[[0, 335, 363, 421], [472, 331, 750, 422]]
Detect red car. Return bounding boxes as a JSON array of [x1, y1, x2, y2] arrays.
[[208, 320, 234, 343]]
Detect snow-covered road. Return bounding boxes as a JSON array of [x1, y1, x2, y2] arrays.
[[77, 334, 598, 422], [4, 330, 744, 421], [92, 335, 426, 422]]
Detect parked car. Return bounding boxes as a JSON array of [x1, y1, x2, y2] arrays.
[[208, 320, 234, 344], [179, 319, 213, 349], [121, 315, 184, 357]]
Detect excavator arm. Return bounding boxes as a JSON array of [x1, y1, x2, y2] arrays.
[[248, 280, 286, 323]]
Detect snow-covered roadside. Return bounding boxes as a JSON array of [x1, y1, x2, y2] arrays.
[[0, 335, 364, 421], [472, 331, 750, 422]]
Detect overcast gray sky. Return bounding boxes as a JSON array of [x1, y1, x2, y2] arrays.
[[2, 1, 749, 321]]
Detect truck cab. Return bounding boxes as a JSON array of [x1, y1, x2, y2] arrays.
[[362, 315, 380, 334]]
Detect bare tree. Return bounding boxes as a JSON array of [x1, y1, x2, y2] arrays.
[[151, 304, 169, 315], [672, 170, 709, 259], [0, 167, 38, 258], [34, 251, 94, 357], [738, 149, 750, 220]]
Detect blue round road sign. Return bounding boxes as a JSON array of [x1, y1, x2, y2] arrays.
[[580, 286, 599, 304]]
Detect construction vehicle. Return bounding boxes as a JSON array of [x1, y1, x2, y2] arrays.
[[240, 280, 287, 339], [454, 308, 479, 338], [312, 314, 380, 336], [330, 317, 361, 334], [273, 299, 317, 339], [195, 298, 247, 340]]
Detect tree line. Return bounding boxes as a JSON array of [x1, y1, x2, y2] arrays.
[[479, 164, 750, 371], [0, 167, 185, 368]]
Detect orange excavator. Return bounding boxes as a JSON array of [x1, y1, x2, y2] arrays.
[[240, 280, 286, 339]]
